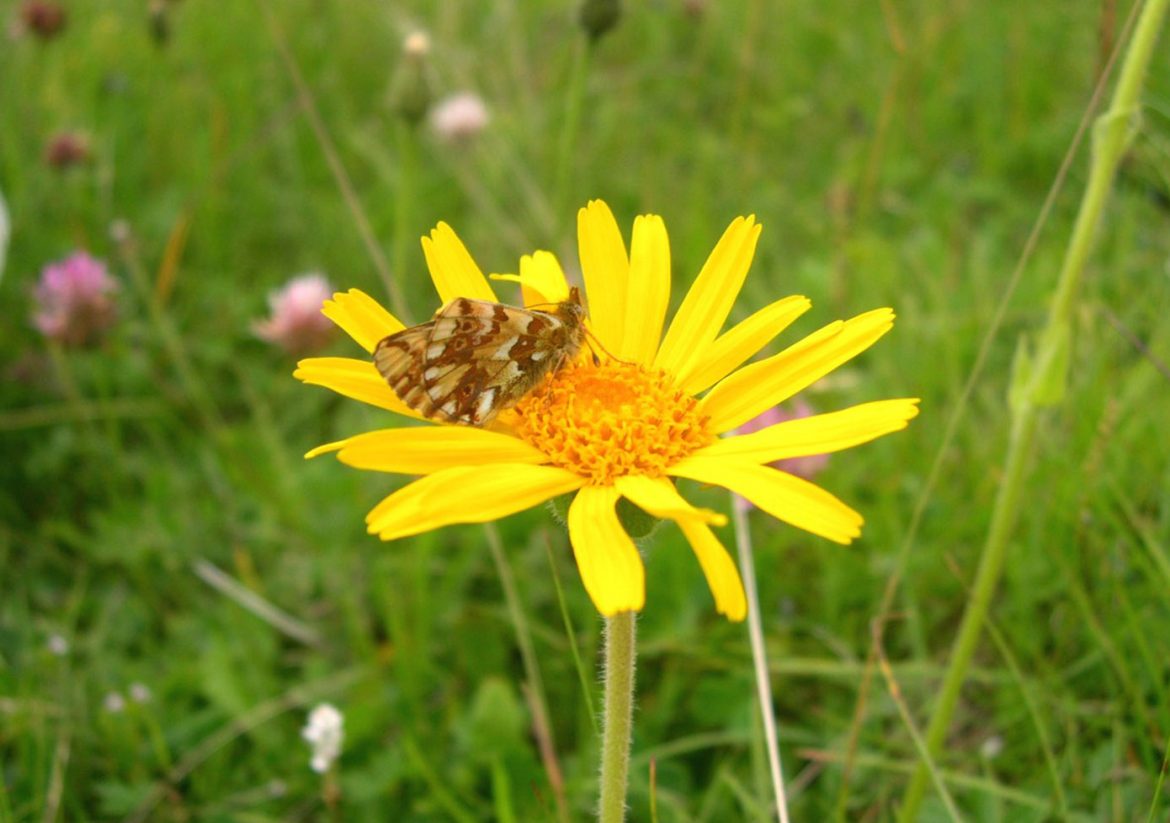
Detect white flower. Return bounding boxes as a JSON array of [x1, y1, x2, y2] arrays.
[[46, 634, 69, 656], [103, 692, 126, 713], [403, 31, 429, 57], [302, 703, 344, 773], [430, 92, 490, 143], [980, 735, 1004, 759], [129, 682, 152, 703]]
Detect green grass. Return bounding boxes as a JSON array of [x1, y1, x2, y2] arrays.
[[2, 0, 1169, 820]]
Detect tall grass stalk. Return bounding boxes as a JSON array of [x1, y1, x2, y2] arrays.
[[553, 39, 590, 227], [731, 496, 790, 823], [255, 0, 409, 319], [393, 120, 418, 324], [115, 234, 223, 433], [484, 524, 571, 823], [834, 3, 1138, 815], [543, 533, 600, 732], [897, 1, 1170, 817]]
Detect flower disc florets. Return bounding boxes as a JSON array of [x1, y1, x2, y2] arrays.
[[511, 360, 713, 484]]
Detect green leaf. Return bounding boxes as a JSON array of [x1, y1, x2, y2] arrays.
[[1008, 334, 1033, 414], [1030, 320, 1070, 407]]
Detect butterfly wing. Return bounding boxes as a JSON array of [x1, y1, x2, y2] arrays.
[[374, 298, 583, 426]]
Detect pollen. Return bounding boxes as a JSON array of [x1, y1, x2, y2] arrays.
[[510, 360, 714, 484]]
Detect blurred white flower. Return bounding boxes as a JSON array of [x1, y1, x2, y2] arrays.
[[403, 31, 429, 57], [103, 692, 126, 713], [253, 273, 335, 355], [109, 219, 132, 246], [129, 682, 152, 703], [980, 735, 1004, 759], [430, 92, 490, 143], [302, 703, 344, 773], [46, 634, 69, 656]]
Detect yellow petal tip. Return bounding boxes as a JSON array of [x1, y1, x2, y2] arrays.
[[304, 441, 345, 459], [689, 509, 728, 527]]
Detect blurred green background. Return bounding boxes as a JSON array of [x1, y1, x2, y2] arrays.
[[2, 0, 1169, 820]]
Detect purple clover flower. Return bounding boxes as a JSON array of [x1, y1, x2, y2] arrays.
[[253, 273, 335, 354], [32, 252, 119, 346]]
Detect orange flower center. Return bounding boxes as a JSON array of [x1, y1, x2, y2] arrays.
[[509, 360, 714, 484]]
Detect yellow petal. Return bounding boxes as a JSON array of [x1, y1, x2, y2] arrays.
[[333, 426, 548, 474], [366, 463, 584, 540], [567, 485, 645, 616], [490, 251, 571, 307], [655, 216, 762, 376], [620, 215, 670, 363], [522, 251, 571, 306], [613, 474, 726, 526], [677, 295, 812, 394], [294, 357, 422, 419], [669, 457, 863, 544], [675, 520, 746, 621], [700, 308, 895, 434], [699, 398, 921, 463], [305, 438, 350, 459], [577, 200, 629, 355], [421, 222, 498, 306], [322, 289, 405, 354]]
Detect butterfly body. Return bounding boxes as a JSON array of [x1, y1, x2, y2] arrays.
[[374, 288, 586, 426]]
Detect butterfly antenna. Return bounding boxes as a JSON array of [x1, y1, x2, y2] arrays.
[[582, 325, 634, 366]]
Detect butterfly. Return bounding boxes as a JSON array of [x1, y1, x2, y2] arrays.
[[374, 287, 588, 426]]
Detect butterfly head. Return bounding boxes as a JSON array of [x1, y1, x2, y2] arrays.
[[555, 286, 587, 328]]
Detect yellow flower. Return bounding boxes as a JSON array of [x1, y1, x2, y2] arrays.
[[295, 201, 919, 621]]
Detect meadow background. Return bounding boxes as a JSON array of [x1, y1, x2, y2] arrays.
[[3, 0, 1170, 820]]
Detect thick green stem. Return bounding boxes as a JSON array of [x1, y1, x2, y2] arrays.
[[598, 611, 636, 823], [898, 2, 1169, 819]]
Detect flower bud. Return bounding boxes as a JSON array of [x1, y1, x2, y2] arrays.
[[389, 31, 432, 125], [149, 0, 171, 45], [579, 0, 620, 42], [44, 131, 91, 170], [20, 0, 66, 40]]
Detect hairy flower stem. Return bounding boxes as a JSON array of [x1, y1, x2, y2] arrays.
[[898, 2, 1170, 819], [598, 611, 636, 823]]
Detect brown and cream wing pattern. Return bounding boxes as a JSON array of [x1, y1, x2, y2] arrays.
[[373, 296, 585, 426]]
